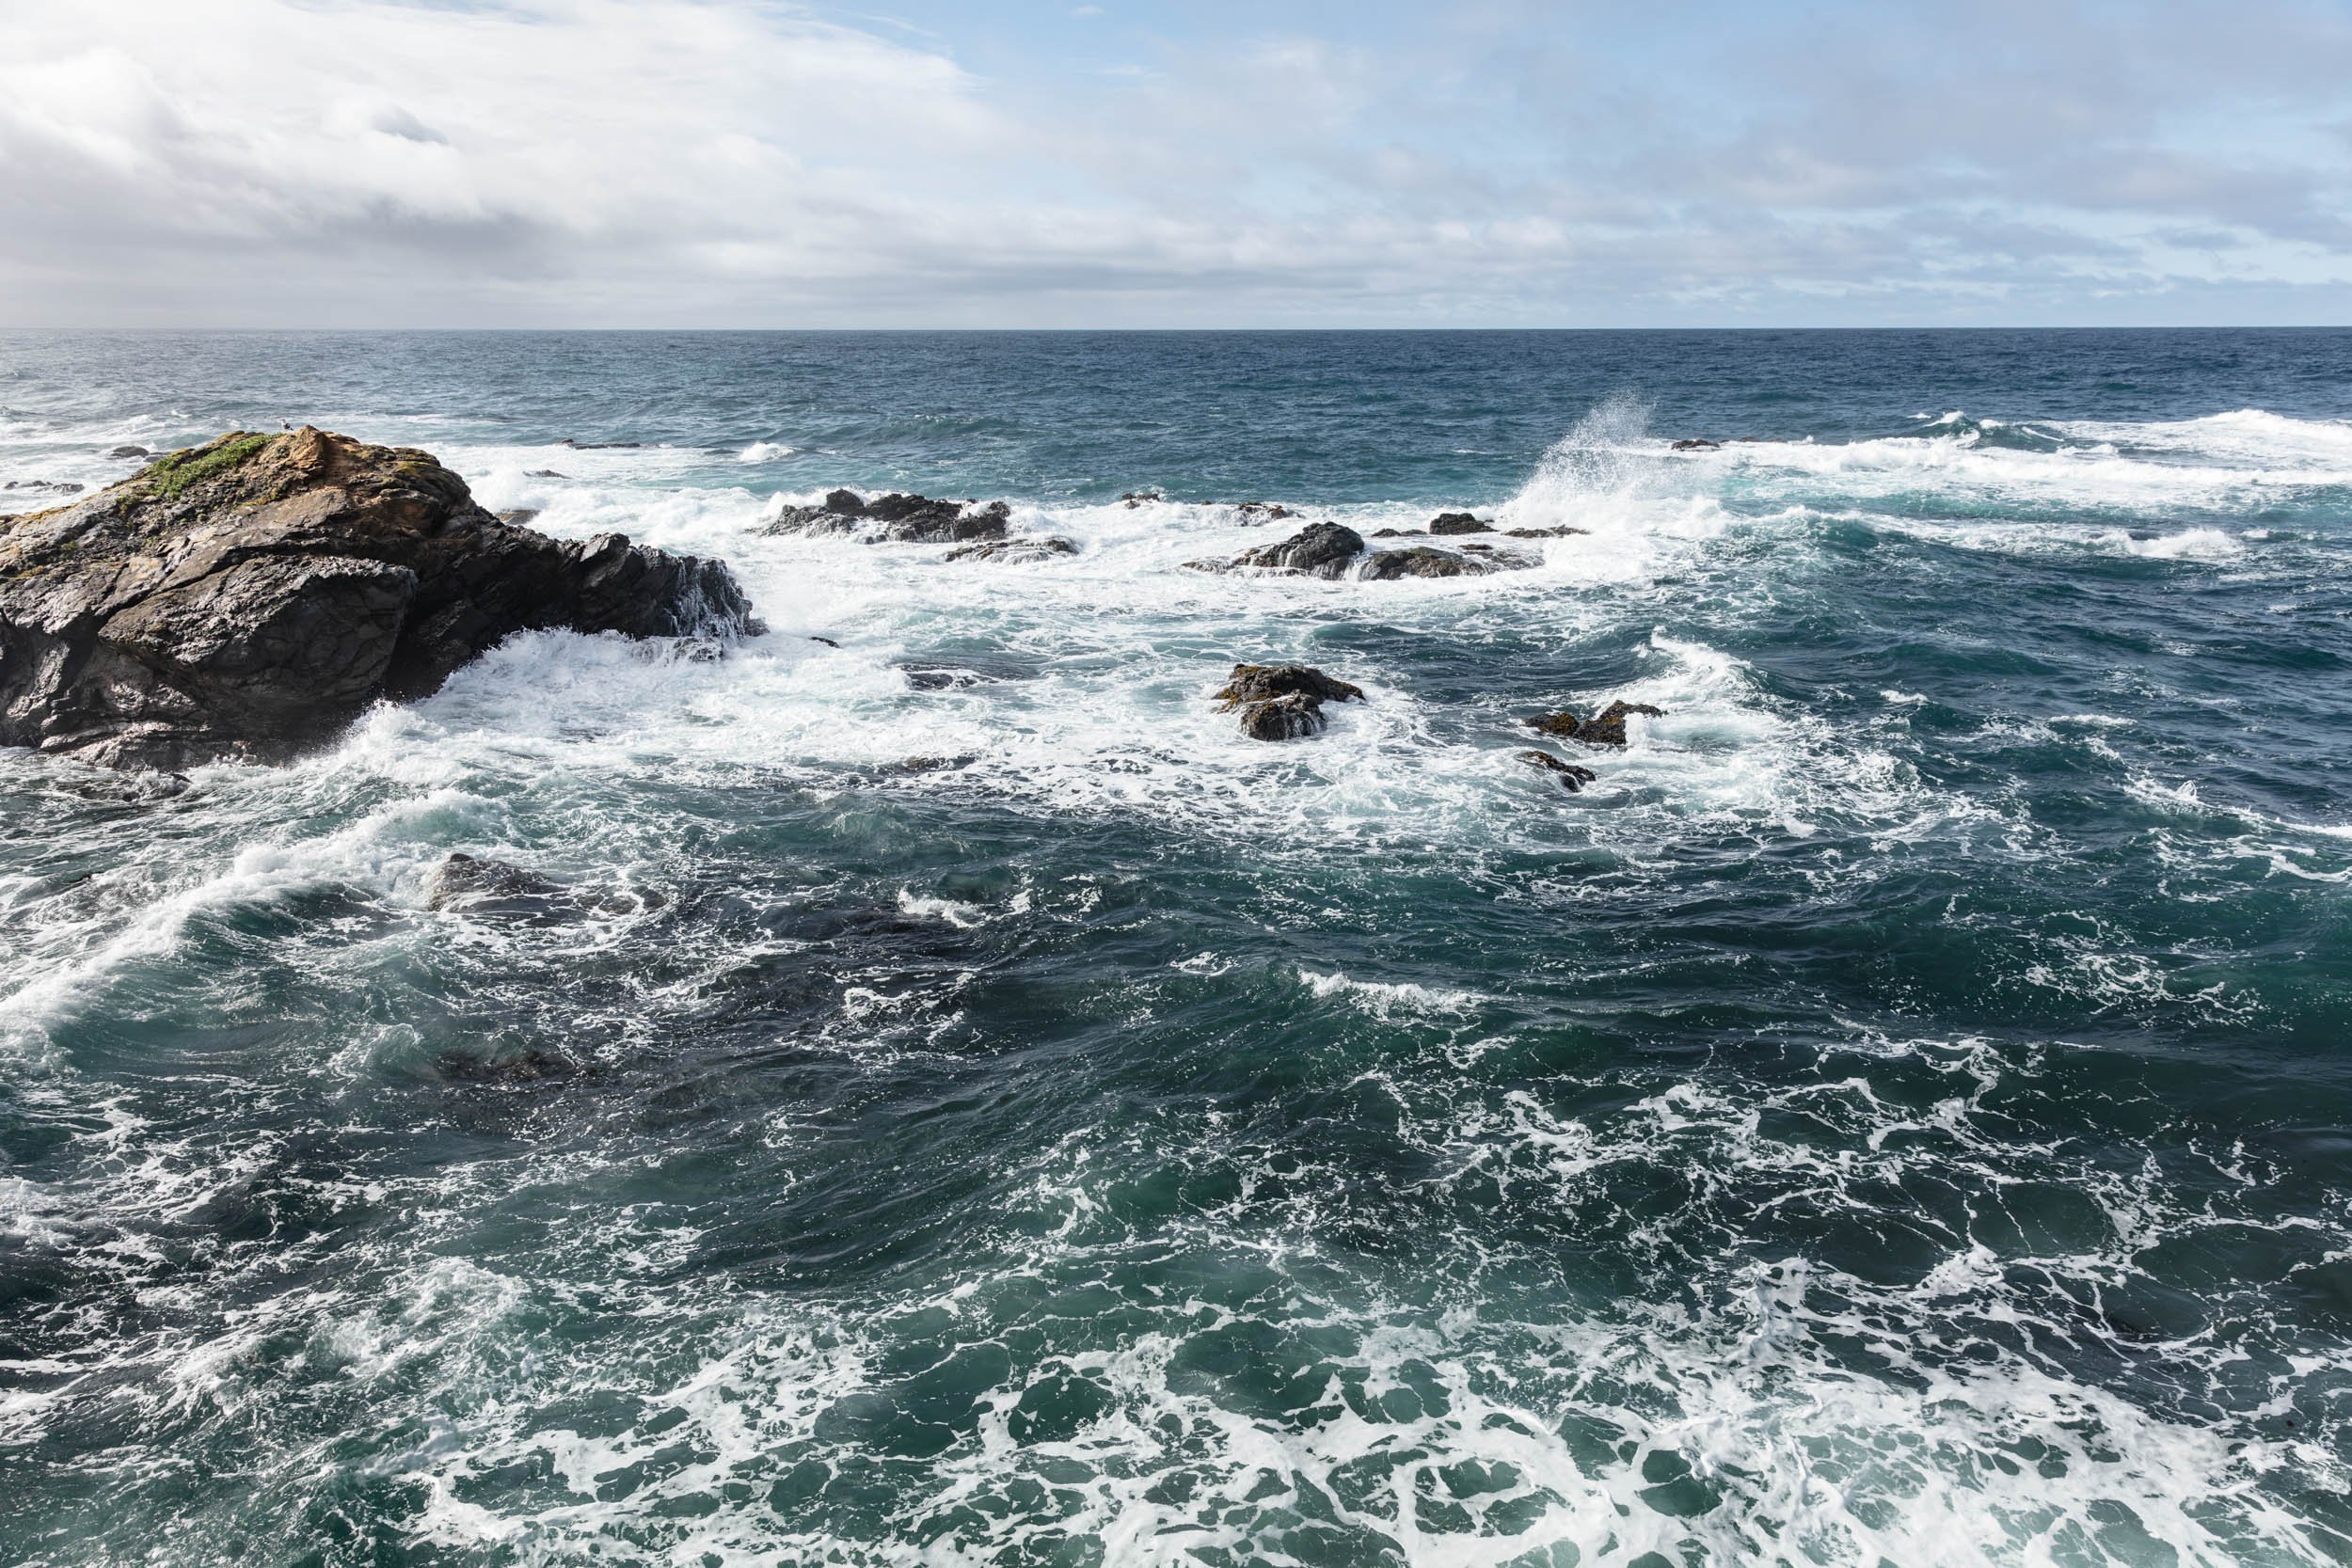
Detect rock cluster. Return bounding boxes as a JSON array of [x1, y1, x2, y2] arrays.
[[1213, 663, 1365, 740], [766, 489, 1012, 545], [0, 428, 757, 770]]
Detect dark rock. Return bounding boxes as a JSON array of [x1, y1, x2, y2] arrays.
[[1237, 692, 1327, 740], [1429, 513, 1495, 535], [1518, 750, 1598, 791], [1359, 546, 1494, 580], [1213, 662, 1364, 742], [1120, 490, 1162, 508], [526, 468, 568, 480], [944, 536, 1077, 563], [809, 635, 841, 648], [764, 489, 1010, 545], [0, 428, 759, 769], [1670, 438, 1721, 451], [1234, 501, 1298, 522], [1214, 664, 1366, 708], [1370, 528, 1406, 538], [110, 446, 151, 460], [1192, 521, 1364, 578], [560, 438, 641, 450], [425, 851, 564, 911], [1504, 525, 1588, 539], [3, 480, 81, 494], [1527, 700, 1666, 748], [495, 508, 541, 526], [886, 754, 977, 774]]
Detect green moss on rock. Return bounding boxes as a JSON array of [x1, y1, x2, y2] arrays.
[[144, 433, 274, 500]]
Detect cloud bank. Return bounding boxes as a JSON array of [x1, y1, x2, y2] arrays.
[[1, 0, 2347, 325]]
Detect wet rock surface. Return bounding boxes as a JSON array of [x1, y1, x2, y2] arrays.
[[1192, 521, 1365, 578], [1428, 512, 1496, 535], [765, 489, 1012, 545], [945, 536, 1077, 563], [1213, 662, 1365, 741], [1528, 700, 1666, 748], [1518, 750, 1599, 791], [0, 428, 758, 770], [1359, 546, 1497, 579]]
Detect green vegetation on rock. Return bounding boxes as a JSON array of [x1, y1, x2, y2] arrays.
[[143, 434, 274, 500]]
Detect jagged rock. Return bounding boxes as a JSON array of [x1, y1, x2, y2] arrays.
[[1234, 501, 1298, 522], [1120, 490, 1162, 508], [0, 428, 758, 770], [1429, 513, 1495, 535], [1518, 750, 1598, 791], [1359, 546, 1495, 579], [1213, 662, 1364, 742], [1191, 521, 1364, 578], [526, 468, 568, 480], [110, 446, 151, 460], [765, 489, 1011, 545], [945, 536, 1077, 563], [1504, 525, 1587, 539], [1670, 438, 1721, 451], [886, 754, 977, 774], [1527, 700, 1666, 748]]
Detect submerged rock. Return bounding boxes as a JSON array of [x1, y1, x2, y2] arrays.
[[1213, 662, 1365, 741], [110, 446, 151, 460], [945, 536, 1077, 563], [1233, 501, 1298, 523], [1527, 700, 1666, 748], [1504, 525, 1587, 539], [764, 488, 1012, 545], [425, 852, 564, 911], [0, 428, 758, 770], [1428, 512, 1495, 535], [437, 1047, 579, 1084], [1518, 750, 1599, 791], [1671, 438, 1721, 451], [1120, 489, 1162, 508], [425, 851, 666, 918]]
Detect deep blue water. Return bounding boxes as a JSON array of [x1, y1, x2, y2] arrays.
[[2, 330, 2350, 1565]]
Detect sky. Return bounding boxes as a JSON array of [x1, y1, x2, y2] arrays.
[[1, 0, 2349, 328]]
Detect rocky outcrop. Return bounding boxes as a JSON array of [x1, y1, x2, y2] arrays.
[[945, 536, 1077, 563], [1428, 513, 1495, 535], [1518, 750, 1598, 791], [1528, 700, 1665, 748], [765, 489, 1010, 545], [0, 428, 758, 770], [1671, 438, 1721, 451], [1213, 663, 1364, 740], [1190, 521, 1365, 578]]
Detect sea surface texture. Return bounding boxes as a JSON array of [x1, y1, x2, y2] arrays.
[[2, 329, 2349, 1567]]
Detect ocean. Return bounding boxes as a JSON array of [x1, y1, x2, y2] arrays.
[[2, 328, 2349, 1565]]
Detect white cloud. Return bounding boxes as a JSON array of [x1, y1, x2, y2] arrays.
[[0, 0, 2346, 325]]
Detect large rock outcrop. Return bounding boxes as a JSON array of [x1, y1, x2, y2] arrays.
[[0, 428, 759, 769]]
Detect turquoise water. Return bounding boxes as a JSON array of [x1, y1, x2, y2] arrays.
[[2, 330, 2350, 1565]]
